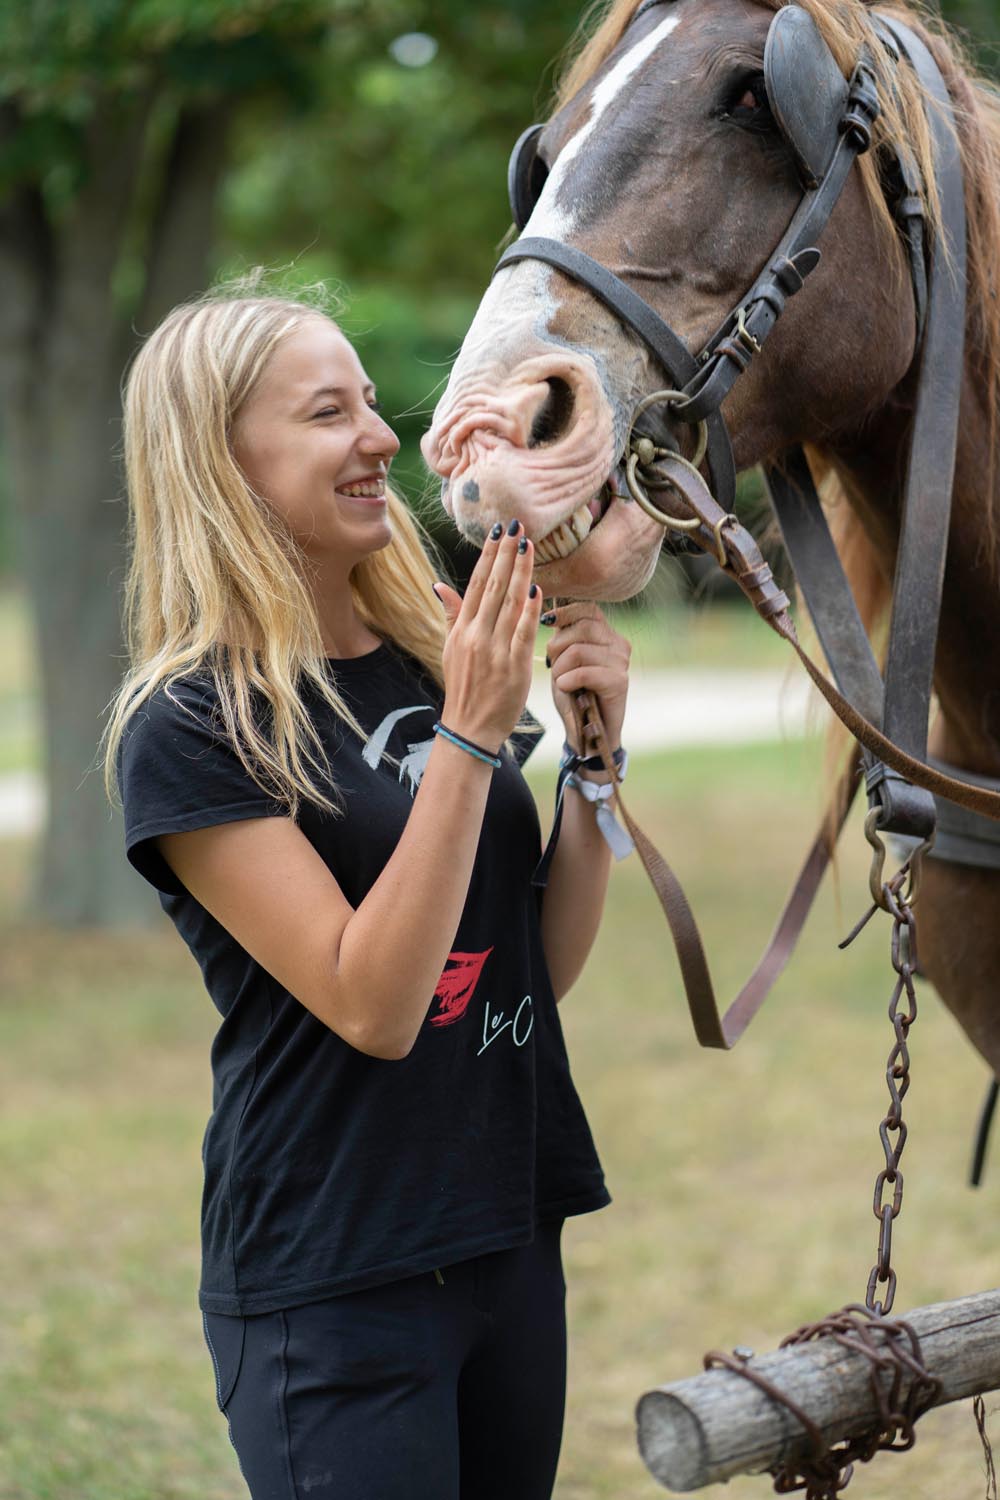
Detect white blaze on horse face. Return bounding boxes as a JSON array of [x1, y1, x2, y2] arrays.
[[524, 11, 683, 241], [433, 8, 684, 398], [421, 6, 686, 597]]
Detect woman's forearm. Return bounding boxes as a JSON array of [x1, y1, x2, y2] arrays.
[[333, 736, 494, 1056], [539, 786, 613, 1000]]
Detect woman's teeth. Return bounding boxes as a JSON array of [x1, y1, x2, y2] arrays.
[[339, 481, 385, 497]]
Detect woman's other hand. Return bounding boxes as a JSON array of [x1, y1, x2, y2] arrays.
[[433, 521, 543, 751], [544, 604, 631, 755]]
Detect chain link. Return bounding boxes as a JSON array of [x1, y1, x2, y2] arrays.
[[702, 848, 942, 1499], [861, 869, 919, 1317]]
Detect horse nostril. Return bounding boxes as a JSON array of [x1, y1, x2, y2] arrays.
[[528, 377, 575, 448]]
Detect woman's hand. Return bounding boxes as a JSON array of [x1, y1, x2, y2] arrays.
[[545, 603, 631, 755], [433, 521, 543, 751]]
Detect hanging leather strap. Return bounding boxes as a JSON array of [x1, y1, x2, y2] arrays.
[[572, 454, 1000, 1051], [868, 17, 967, 827], [572, 685, 860, 1049]]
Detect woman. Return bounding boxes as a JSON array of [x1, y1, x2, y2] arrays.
[[104, 285, 631, 1500]]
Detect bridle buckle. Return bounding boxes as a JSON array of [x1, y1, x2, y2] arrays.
[[735, 307, 763, 357]]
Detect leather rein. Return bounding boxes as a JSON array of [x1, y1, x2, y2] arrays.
[[499, 11, 998, 1049]]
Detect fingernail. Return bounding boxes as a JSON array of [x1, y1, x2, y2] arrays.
[[529, 583, 538, 599], [545, 653, 551, 669], [507, 518, 520, 536], [540, 610, 556, 626], [517, 536, 528, 555], [490, 522, 503, 541]]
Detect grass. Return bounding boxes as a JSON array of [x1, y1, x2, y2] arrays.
[[1, 733, 997, 1500], [1, 585, 995, 1496]]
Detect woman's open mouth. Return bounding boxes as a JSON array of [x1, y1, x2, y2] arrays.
[[336, 479, 386, 500], [532, 462, 626, 565]]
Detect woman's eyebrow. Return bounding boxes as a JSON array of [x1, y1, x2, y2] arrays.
[[305, 383, 377, 403]]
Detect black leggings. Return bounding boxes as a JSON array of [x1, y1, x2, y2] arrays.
[[202, 1222, 567, 1500]]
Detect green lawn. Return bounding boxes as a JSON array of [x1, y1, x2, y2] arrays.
[[1, 734, 996, 1500]]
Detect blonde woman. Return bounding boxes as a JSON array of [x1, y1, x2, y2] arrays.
[[104, 287, 631, 1500]]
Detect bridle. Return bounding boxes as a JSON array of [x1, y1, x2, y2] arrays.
[[490, 3, 1000, 1058], [497, 7, 922, 512], [493, 4, 998, 845], [497, 8, 892, 513]]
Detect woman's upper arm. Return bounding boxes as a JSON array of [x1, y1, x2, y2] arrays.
[[157, 817, 356, 1036]]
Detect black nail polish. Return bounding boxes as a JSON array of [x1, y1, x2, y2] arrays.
[[540, 610, 556, 626], [507, 518, 519, 536], [490, 522, 503, 541], [517, 536, 528, 554], [545, 653, 551, 669], [529, 583, 538, 599]]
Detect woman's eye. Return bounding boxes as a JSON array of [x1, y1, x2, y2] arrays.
[[313, 406, 340, 419], [368, 400, 383, 413]]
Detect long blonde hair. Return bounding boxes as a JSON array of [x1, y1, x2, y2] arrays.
[[103, 284, 448, 819]]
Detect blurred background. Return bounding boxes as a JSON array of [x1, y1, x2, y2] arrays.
[[2, 2, 1000, 1497]]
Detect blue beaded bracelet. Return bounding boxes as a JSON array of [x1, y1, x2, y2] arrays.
[[432, 722, 502, 769]]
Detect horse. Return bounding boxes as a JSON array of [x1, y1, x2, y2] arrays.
[[421, 0, 1000, 1080]]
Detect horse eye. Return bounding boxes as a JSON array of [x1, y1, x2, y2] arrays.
[[726, 75, 769, 121], [719, 74, 773, 130]]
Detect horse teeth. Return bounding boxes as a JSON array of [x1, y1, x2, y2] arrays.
[[570, 504, 593, 542], [535, 504, 594, 562]]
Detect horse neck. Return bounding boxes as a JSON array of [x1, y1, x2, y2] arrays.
[[818, 357, 1000, 777]]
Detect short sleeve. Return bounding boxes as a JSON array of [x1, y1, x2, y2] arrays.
[[118, 678, 287, 896]]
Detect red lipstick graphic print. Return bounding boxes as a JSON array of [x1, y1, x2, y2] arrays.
[[430, 948, 494, 1028]]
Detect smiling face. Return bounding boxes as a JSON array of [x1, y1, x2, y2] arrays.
[[232, 317, 401, 571], [422, 0, 914, 600]]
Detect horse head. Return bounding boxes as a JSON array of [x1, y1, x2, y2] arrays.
[[422, 0, 933, 600]]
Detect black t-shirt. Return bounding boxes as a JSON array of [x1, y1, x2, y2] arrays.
[[118, 642, 609, 1315]]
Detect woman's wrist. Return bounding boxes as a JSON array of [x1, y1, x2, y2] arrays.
[[433, 721, 502, 769], [560, 741, 625, 782]]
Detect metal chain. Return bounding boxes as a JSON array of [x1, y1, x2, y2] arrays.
[[702, 845, 942, 1499], [862, 867, 919, 1317]]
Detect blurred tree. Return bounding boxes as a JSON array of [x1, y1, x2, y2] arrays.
[[0, 0, 996, 925], [0, 0, 580, 925], [0, 0, 350, 922]]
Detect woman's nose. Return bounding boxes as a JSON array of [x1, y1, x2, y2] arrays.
[[361, 411, 400, 458]]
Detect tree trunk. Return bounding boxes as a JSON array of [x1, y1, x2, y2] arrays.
[[0, 97, 230, 925]]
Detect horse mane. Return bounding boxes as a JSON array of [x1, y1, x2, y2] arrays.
[[552, 0, 1000, 626]]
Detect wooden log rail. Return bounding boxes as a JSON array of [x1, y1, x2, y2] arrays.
[[636, 1289, 1000, 1491]]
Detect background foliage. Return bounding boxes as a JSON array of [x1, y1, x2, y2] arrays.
[[0, 0, 997, 922], [1, 0, 992, 573]]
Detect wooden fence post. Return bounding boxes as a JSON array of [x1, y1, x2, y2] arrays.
[[637, 1289, 1000, 1491]]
